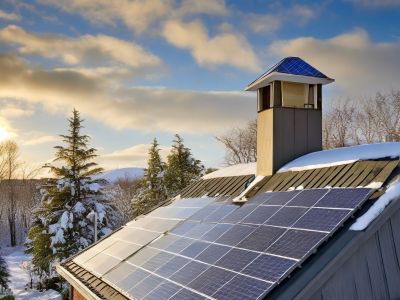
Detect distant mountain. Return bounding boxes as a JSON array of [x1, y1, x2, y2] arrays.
[[94, 167, 145, 183]]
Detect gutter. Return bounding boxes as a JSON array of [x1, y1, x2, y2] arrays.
[[56, 264, 102, 300]]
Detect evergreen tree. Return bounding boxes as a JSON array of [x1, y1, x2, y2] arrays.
[[133, 138, 166, 216], [0, 253, 9, 294], [27, 109, 119, 285], [164, 134, 204, 197]]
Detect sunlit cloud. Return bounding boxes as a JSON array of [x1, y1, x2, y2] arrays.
[[268, 29, 400, 96], [0, 9, 20, 21], [162, 19, 260, 72], [0, 25, 162, 73], [98, 144, 171, 169], [0, 54, 255, 134]]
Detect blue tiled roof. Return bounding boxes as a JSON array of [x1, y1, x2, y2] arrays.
[[266, 57, 328, 78]]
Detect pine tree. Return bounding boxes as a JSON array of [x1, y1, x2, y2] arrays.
[[0, 253, 9, 294], [133, 138, 166, 216], [27, 109, 119, 285], [164, 134, 204, 197]]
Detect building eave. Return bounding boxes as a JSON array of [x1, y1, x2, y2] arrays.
[[56, 264, 102, 300], [245, 72, 334, 91]]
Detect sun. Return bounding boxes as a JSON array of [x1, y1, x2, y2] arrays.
[[0, 127, 10, 142]]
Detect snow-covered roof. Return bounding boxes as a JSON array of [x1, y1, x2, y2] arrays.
[[202, 162, 256, 179], [279, 142, 400, 173]]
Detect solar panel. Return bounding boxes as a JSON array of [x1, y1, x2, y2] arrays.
[[76, 189, 373, 299], [274, 57, 328, 78]]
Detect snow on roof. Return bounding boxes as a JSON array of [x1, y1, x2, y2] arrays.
[[350, 180, 400, 231], [279, 142, 400, 173], [202, 162, 256, 179]]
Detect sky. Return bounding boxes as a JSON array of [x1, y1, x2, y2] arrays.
[[0, 0, 399, 175]]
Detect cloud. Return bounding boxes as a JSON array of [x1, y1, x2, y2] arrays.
[[0, 25, 162, 71], [291, 4, 316, 23], [162, 19, 260, 72], [0, 54, 255, 134], [99, 144, 171, 168], [0, 9, 20, 21], [39, 0, 229, 34], [244, 13, 281, 34], [23, 135, 59, 146], [349, 0, 400, 7], [268, 29, 400, 96]]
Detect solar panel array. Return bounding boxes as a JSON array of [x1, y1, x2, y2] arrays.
[[85, 188, 372, 300], [73, 197, 216, 277], [273, 57, 328, 78]]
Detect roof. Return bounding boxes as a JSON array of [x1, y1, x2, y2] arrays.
[[57, 144, 400, 300], [245, 57, 334, 91]]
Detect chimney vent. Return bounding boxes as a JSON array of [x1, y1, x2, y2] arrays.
[[246, 57, 334, 176]]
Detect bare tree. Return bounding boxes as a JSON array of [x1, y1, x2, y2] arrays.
[[104, 176, 142, 226], [216, 120, 257, 165], [323, 100, 356, 149], [1, 140, 20, 247]]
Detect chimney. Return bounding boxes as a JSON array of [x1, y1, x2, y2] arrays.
[[246, 57, 334, 176]]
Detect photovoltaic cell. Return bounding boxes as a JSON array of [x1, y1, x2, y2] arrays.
[[264, 191, 300, 205], [240, 205, 280, 225], [216, 224, 256, 246], [221, 204, 257, 223], [143, 282, 181, 300], [117, 268, 150, 292], [215, 248, 259, 272], [129, 275, 164, 299], [242, 254, 297, 282], [141, 251, 174, 271], [166, 237, 194, 253], [265, 207, 308, 227], [180, 241, 209, 258], [155, 256, 190, 278], [315, 188, 371, 209], [286, 189, 328, 207], [213, 274, 272, 300], [293, 208, 350, 231], [266, 229, 326, 259], [169, 221, 197, 236], [170, 261, 209, 285], [202, 204, 238, 222], [247, 192, 274, 205], [200, 224, 233, 242], [189, 203, 222, 221], [170, 288, 205, 300], [189, 266, 236, 296], [237, 225, 285, 252], [184, 223, 216, 239], [195, 244, 231, 264]]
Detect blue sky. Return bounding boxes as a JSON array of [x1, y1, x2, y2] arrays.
[[0, 0, 399, 175]]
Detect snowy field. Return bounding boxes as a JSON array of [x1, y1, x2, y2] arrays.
[[1, 247, 61, 300]]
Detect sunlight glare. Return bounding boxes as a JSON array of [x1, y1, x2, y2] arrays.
[[0, 126, 9, 142]]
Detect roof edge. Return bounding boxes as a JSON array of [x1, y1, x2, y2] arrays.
[[246, 72, 334, 91], [56, 264, 102, 300]]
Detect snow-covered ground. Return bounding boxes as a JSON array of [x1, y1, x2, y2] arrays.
[[2, 247, 61, 300], [94, 167, 144, 183]]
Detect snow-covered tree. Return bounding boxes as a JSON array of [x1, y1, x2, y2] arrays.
[[0, 253, 9, 294], [27, 109, 119, 285], [133, 139, 166, 216], [164, 134, 204, 197]]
